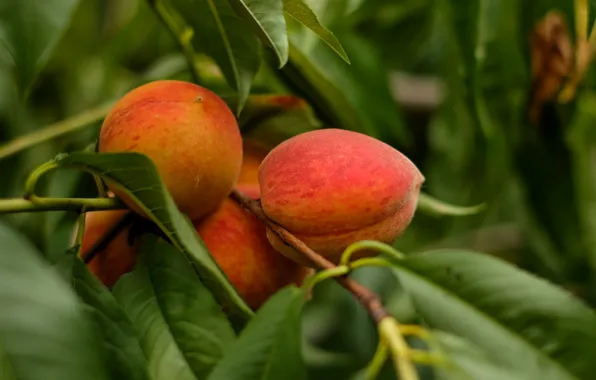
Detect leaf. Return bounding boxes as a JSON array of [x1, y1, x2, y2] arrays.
[[52, 245, 77, 282], [0, 220, 108, 380], [0, 343, 16, 380], [0, 0, 81, 94], [303, 31, 411, 146], [241, 97, 321, 149], [282, 0, 349, 63], [208, 286, 307, 380], [433, 331, 527, 380], [273, 33, 410, 146], [113, 235, 236, 380], [229, 0, 288, 67], [566, 93, 596, 270], [590, 0, 596, 37], [72, 257, 150, 380], [416, 192, 486, 217], [275, 41, 367, 136], [164, 0, 261, 113], [51, 151, 253, 326], [222, 93, 322, 148], [393, 250, 596, 380]]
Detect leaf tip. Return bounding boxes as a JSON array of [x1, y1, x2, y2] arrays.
[[417, 192, 487, 217]]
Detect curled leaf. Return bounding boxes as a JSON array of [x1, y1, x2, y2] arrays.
[[417, 192, 486, 217]]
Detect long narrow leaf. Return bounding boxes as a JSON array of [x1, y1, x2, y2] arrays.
[[51, 151, 254, 326], [282, 0, 349, 63], [394, 250, 596, 379], [229, 0, 288, 67]]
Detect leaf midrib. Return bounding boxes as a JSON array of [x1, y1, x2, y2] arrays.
[[235, 0, 284, 63], [147, 265, 226, 378], [394, 264, 578, 380], [205, 0, 240, 89]]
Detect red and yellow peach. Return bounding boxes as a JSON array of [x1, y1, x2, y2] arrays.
[[98, 80, 243, 220], [258, 128, 424, 265]]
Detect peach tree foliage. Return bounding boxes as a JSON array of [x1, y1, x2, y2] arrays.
[[2, 1, 596, 380]]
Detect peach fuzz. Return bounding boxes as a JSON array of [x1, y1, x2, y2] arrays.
[[194, 184, 311, 310], [258, 128, 424, 265], [78, 210, 139, 287], [98, 80, 242, 220]]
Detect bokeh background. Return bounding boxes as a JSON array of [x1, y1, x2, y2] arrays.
[[1, 0, 593, 378]]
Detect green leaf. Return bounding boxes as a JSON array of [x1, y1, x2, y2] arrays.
[[417, 192, 486, 217], [72, 257, 150, 380], [51, 151, 253, 326], [273, 32, 410, 146], [229, 0, 288, 67], [52, 245, 77, 282], [113, 235, 236, 380], [433, 331, 526, 380], [0, 0, 81, 94], [567, 93, 596, 270], [295, 30, 411, 146], [590, 0, 596, 36], [393, 250, 596, 380], [283, 0, 349, 63], [275, 41, 367, 136], [208, 286, 307, 380], [0, 342, 16, 380], [165, 0, 261, 113], [0, 220, 108, 380], [242, 98, 321, 149], [222, 93, 322, 148]]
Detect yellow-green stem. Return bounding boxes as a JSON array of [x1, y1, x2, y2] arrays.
[[364, 339, 389, 380], [349, 257, 396, 271], [576, 0, 588, 42], [148, 0, 202, 84], [340, 240, 405, 267], [379, 317, 418, 380], [0, 103, 113, 162], [74, 212, 87, 256], [0, 197, 124, 214], [24, 161, 59, 199], [302, 266, 349, 292]]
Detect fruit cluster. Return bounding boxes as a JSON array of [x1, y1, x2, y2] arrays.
[[79, 80, 424, 310]]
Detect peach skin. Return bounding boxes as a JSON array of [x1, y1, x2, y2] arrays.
[[258, 129, 424, 265], [98, 80, 243, 220], [78, 210, 139, 287], [194, 184, 311, 310]]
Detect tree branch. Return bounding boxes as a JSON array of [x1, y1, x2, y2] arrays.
[[230, 188, 390, 323]]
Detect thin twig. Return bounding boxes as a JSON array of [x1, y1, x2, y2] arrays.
[[230, 188, 390, 323]]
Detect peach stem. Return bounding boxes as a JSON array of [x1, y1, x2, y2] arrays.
[[230, 188, 391, 323]]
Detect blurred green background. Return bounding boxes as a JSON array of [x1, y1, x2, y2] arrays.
[[1, 0, 595, 378]]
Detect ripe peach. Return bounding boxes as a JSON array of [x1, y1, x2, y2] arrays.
[[78, 210, 139, 287], [237, 141, 269, 186], [98, 80, 243, 220], [259, 129, 424, 265], [194, 184, 310, 310]]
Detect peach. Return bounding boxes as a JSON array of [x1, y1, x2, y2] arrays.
[[194, 184, 310, 310], [258, 129, 424, 265], [78, 210, 139, 287], [98, 80, 243, 220], [237, 141, 269, 186]]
